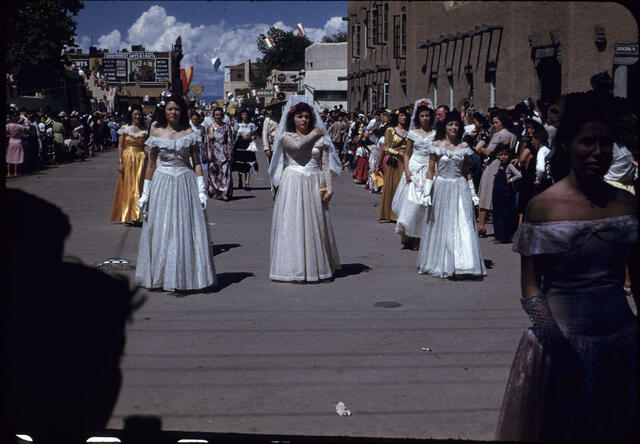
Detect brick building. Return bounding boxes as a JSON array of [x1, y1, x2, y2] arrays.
[[345, 1, 638, 113]]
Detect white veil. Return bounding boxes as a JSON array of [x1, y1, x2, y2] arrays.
[[408, 98, 434, 132], [268, 95, 342, 188]]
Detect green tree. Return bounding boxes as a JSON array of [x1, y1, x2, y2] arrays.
[[252, 27, 311, 89], [321, 30, 347, 43], [6, 0, 84, 90]]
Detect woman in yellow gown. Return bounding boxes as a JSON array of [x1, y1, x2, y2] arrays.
[[110, 104, 149, 225], [374, 107, 410, 222]]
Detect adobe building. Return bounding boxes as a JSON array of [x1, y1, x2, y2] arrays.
[[345, 1, 638, 113], [304, 42, 348, 110], [223, 60, 261, 100]]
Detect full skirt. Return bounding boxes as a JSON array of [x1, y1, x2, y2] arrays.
[[6, 140, 24, 164], [270, 167, 340, 281], [110, 146, 146, 223], [135, 168, 216, 291], [392, 157, 429, 238], [417, 176, 486, 277], [378, 155, 404, 221], [496, 323, 637, 441]]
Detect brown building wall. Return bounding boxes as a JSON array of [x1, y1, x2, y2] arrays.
[[346, 1, 637, 113]]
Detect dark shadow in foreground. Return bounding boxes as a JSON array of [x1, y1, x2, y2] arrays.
[[3, 189, 142, 443], [333, 263, 372, 279], [484, 259, 495, 269], [213, 243, 242, 256]]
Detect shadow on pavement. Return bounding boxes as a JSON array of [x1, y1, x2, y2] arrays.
[[334, 263, 371, 279], [484, 259, 495, 269], [229, 195, 256, 201], [213, 243, 242, 256], [215, 271, 255, 291]]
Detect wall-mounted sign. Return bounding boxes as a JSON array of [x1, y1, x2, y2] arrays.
[[277, 73, 287, 82], [278, 83, 299, 92]]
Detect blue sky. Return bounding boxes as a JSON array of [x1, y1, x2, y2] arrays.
[[75, 1, 347, 99]]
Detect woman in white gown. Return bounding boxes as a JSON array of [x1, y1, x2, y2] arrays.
[[392, 98, 435, 249], [268, 96, 342, 282], [417, 111, 486, 278], [135, 93, 216, 291]]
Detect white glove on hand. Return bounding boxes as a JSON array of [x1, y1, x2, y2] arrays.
[[197, 175, 208, 209], [137, 179, 151, 218], [468, 179, 480, 206], [421, 178, 434, 207]]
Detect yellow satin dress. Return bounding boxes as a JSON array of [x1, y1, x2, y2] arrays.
[[378, 126, 407, 221], [110, 127, 148, 223]]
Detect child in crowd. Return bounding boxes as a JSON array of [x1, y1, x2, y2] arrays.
[[492, 146, 522, 243]]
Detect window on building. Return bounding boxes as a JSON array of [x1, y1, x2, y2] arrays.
[[393, 15, 400, 59], [400, 8, 406, 58], [366, 9, 374, 49], [315, 90, 348, 102], [383, 3, 389, 44], [352, 24, 361, 58], [383, 81, 389, 108], [372, 7, 378, 46], [236, 73, 242, 80], [369, 84, 377, 111]]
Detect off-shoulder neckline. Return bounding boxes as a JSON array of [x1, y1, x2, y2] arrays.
[[522, 214, 637, 226], [148, 130, 195, 141], [409, 129, 435, 140]]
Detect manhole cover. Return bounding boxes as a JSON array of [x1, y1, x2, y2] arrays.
[[374, 301, 402, 308], [95, 257, 136, 271]]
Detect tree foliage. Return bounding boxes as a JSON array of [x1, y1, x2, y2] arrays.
[[252, 27, 311, 89], [6, 0, 84, 89], [321, 31, 347, 43]]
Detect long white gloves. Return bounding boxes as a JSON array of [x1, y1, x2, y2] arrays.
[[468, 179, 480, 206], [197, 175, 208, 209], [421, 179, 434, 207], [137, 179, 152, 218]]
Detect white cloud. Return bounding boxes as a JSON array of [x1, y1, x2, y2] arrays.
[[77, 6, 346, 98]]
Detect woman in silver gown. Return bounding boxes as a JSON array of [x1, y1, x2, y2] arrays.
[[417, 111, 486, 278], [268, 96, 342, 282], [496, 91, 638, 441], [392, 98, 435, 250], [135, 93, 216, 291]]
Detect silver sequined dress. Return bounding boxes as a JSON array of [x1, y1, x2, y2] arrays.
[[417, 144, 486, 277], [135, 132, 216, 291]]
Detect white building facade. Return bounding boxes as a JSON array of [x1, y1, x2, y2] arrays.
[[303, 42, 348, 110]]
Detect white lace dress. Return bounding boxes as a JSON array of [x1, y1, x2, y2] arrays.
[[135, 132, 216, 291], [417, 144, 486, 278], [270, 132, 340, 281], [392, 130, 434, 238]]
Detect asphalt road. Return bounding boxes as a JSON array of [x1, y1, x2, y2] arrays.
[[7, 141, 527, 440]]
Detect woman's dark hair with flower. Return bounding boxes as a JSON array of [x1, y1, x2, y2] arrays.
[[434, 110, 464, 141], [126, 104, 144, 126], [413, 104, 435, 131], [285, 102, 316, 132], [153, 93, 190, 128]]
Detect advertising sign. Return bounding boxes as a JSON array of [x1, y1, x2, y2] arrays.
[[155, 58, 169, 82], [128, 58, 156, 82]]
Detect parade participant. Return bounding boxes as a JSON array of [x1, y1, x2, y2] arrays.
[[110, 104, 148, 225], [189, 109, 207, 178], [375, 107, 410, 222], [476, 110, 517, 236], [231, 108, 258, 190], [205, 106, 234, 201], [5, 113, 28, 177], [268, 95, 341, 282], [392, 99, 435, 250], [262, 99, 284, 164], [135, 93, 215, 291], [417, 110, 486, 278], [496, 91, 638, 441]]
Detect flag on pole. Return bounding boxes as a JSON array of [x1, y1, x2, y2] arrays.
[[296, 23, 305, 37], [264, 36, 275, 49], [273, 84, 281, 93], [227, 91, 234, 101], [250, 89, 258, 97], [211, 57, 221, 72], [180, 65, 194, 94], [143, 95, 150, 102]]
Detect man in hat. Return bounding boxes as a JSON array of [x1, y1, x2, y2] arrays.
[[262, 98, 285, 164]]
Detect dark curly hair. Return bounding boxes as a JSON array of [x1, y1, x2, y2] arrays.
[[153, 93, 189, 129], [237, 108, 250, 123], [434, 110, 464, 141], [412, 105, 434, 131], [285, 102, 316, 132], [126, 104, 144, 126]]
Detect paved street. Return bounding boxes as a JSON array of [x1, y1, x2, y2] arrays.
[[7, 142, 527, 440]]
